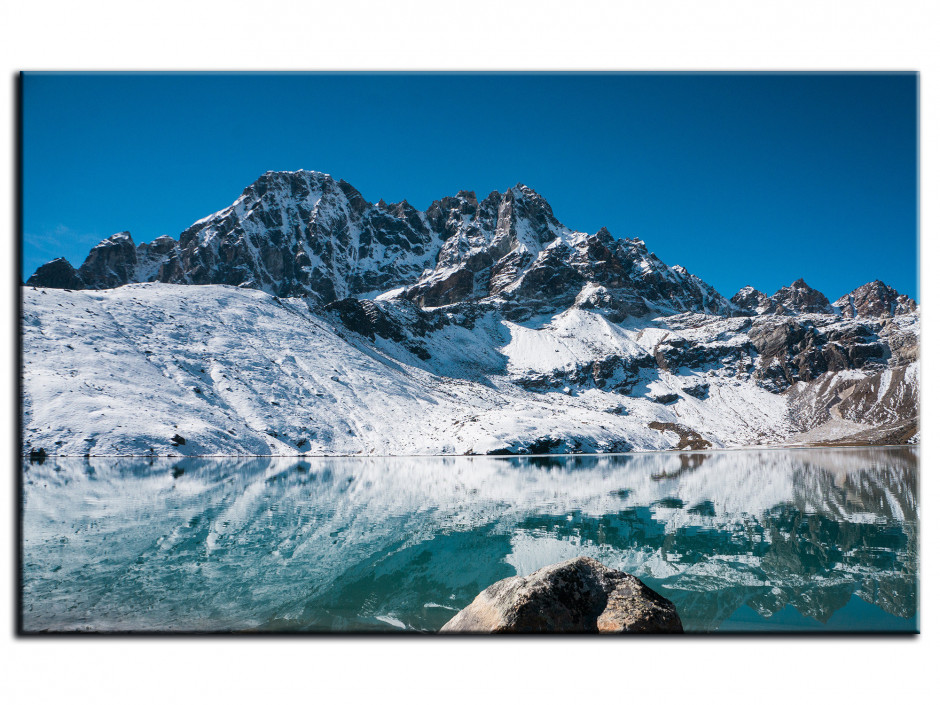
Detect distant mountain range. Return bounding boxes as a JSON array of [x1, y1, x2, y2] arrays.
[[22, 170, 919, 456]]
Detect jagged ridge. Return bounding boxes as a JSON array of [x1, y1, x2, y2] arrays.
[[27, 170, 734, 318]]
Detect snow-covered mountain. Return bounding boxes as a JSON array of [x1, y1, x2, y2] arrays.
[[27, 170, 733, 316], [23, 170, 919, 456]]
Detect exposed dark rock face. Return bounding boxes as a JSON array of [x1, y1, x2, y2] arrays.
[[326, 297, 405, 341], [325, 297, 437, 360], [516, 352, 657, 397], [439, 556, 683, 633], [770, 278, 834, 315], [652, 336, 752, 375], [835, 280, 917, 319], [681, 382, 710, 399], [76, 232, 140, 289], [36, 172, 447, 301], [574, 283, 649, 322], [747, 317, 896, 392], [749, 319, 822, 391], [26, 258, 84, 289]]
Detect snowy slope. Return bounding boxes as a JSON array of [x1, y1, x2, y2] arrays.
[[22, 283, 796, 456]]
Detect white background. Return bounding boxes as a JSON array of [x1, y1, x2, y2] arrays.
[[1, 2, 936, 703]]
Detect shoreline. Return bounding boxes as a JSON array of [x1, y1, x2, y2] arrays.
[[19, 442, 920, 460]]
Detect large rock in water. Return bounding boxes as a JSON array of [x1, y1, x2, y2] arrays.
[[439, 557, 683, 633]]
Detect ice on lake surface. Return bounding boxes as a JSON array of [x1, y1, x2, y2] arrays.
[[21, 447, 917, 633]]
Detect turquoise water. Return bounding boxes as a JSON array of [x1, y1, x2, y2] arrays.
[[21, 447, 918, 633]]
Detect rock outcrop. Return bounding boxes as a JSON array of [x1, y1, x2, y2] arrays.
[[439, 556, 683, 633], [26, 258, 84, 289], [75, 231, 140, 289]]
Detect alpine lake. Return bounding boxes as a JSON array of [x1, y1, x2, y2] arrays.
[[21, 446, 918, 633]]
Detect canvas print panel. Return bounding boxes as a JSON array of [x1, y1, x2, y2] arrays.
[[20, 72, 918, 633]]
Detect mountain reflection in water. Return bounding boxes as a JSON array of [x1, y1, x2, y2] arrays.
[[21, 447, 917, 633]]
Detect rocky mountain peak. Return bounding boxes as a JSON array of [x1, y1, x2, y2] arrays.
[[97, 230, 134, 246], [770, 278, 834, 315], [75, 231, 140, 289], [167, 169, 448, 300], [507, 184, 560, 229], [25, 169, 914, 328], [240, 169, 331, 200], [337, 179, 371, 216], [26, 257, 85, 289], [455, 189, 478, 206], [731, 286, 775, 316], [22, 171, 736, 320], [835, 280, 917, 319]]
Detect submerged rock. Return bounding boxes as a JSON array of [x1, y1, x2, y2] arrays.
[[439, 556, 683, 633]]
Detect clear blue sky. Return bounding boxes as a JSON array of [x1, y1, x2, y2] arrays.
[[21, 72, 917, 301]]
